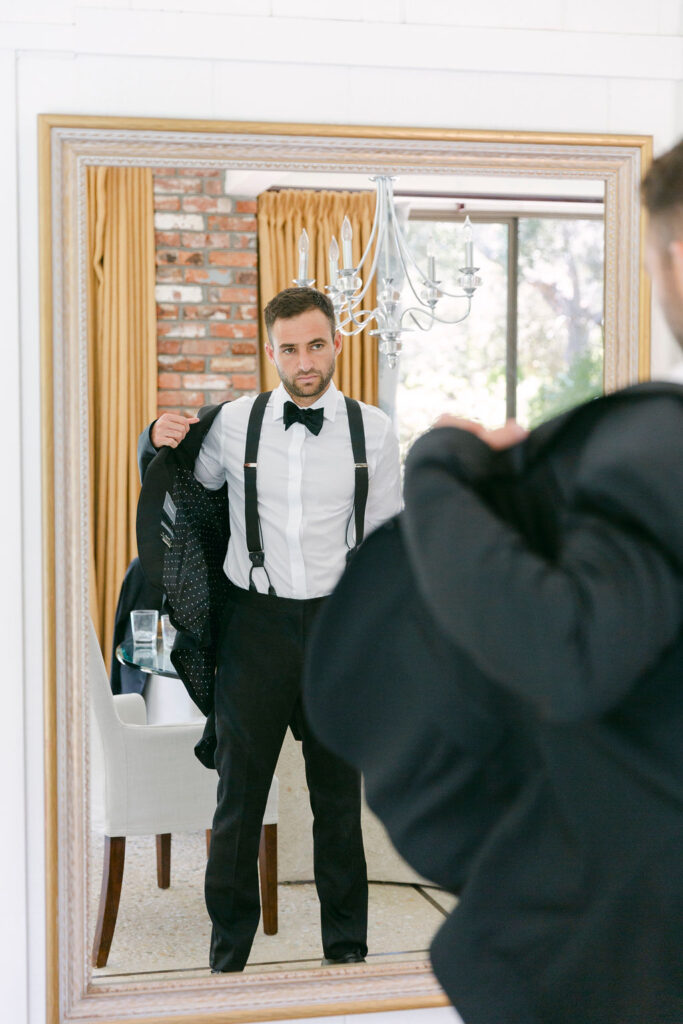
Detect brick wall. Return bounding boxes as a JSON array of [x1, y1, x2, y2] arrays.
[[153, 168, 259, 414]]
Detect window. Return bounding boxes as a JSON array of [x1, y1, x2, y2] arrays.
[[396, 212, 604, 456]]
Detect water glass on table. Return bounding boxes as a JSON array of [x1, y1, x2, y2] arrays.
[[130, 609, 159, 647], [161, 614, 177, 652]]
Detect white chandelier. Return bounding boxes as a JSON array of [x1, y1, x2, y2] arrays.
[[293, 175, 482, 367]]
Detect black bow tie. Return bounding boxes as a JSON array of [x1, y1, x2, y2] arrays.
[[283, 401, 324, 435]]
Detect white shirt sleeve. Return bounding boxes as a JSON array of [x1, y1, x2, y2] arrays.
[[193, 413, 226, 491], [364, 418, 402, 534]]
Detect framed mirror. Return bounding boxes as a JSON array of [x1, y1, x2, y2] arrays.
[[39, 116, 651, 1024]]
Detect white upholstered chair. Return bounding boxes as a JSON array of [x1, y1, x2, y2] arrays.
[[143, 670, 206, 724], [89, 622, 279, 967]]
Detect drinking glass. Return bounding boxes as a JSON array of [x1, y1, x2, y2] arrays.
[[161, 614, 177, 652], [130, 609, 159, 646]]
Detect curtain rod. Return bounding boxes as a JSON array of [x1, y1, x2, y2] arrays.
[[264, 185, 603, 204], [396, 190, 603, 205]]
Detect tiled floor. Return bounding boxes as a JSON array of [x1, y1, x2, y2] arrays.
[[89, 831, 457, 981]]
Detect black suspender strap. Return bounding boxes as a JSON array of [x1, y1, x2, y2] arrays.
[[344, 396, 368, 557], [244, 390, 275, 594], [244, 391, 368, 588]]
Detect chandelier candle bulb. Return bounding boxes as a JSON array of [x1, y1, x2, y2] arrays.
[[298, 228, 310, 281], [463, 216, 474, 267], [427, 238, 437, 282], [328, 236, 339, 285], [341, 216, 354, 269]]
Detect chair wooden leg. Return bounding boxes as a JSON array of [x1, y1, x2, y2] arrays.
[[205, 828, 212, 856], [91, 835, 126, 968], [156, 833, 171, 889], [258, 823, 278, 935]]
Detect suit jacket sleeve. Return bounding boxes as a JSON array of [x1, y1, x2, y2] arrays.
[[402, 404, 683, 724], [137, 422, 158, 483]]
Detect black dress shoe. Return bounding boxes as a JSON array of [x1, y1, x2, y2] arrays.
[[321, 951, 366, 966]]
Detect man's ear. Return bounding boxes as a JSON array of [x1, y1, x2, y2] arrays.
[[265, 341, 275, 365], [333, 330, 343, 356]]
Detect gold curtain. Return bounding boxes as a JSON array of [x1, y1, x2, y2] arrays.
[[257, 189, 378, 405], [86, 166, 157, 664]]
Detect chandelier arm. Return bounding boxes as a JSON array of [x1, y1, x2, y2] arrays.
[[336, 312, 364, 335], [393, 212, 433, 286], [337, 324, 365, 337], [432, 297, 472, 326], [354, 182, 384, 278], [432, 284, 478, 300], [348, 306, 380, 330], [406, 310, 435, 333], [348, 188, 387, 308], [400, 297, 473, 329], [393, 231, 433, 307], [337, 307, 380, 335]]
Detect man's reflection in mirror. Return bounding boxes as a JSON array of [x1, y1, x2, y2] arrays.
[[137, 287, 401, 971]]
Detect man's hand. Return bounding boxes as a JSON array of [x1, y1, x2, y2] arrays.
[[433, 415, 528, 450], [151, 412, 200, 449]]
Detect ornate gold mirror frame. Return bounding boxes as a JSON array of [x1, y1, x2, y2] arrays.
[[38, 115, 651, 1024]]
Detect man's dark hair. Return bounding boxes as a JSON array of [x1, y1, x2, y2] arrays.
[[264, 287, 337, 343], [642, 139, 683, 219]]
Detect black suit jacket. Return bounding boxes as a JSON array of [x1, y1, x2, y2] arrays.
[[136, 406, 229, 766], [304, 382, 683, 1024]]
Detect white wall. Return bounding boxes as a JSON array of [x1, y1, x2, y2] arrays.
[[1, 3, 682, 1022]]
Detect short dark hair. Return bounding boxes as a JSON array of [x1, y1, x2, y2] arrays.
[[642, 140, 683, 230], [263, 287, 337, 343]]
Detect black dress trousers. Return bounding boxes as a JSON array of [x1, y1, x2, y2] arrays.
[[205, 583, 368, 972]]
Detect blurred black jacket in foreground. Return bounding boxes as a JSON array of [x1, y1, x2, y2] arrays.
[[303, 382, 683, 1024]]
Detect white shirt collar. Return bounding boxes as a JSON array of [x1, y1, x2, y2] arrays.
[[270, 380, 341, 423]]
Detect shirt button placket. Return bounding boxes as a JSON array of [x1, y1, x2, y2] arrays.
[[286, 425, 307, 597]]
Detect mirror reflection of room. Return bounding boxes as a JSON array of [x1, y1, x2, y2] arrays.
[[88, 163, 604, 982]]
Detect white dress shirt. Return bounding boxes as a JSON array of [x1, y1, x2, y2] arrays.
[[194, 381, 402, 599]]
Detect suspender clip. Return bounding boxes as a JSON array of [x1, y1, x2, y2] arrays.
[[248, 551, 274, 594]]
